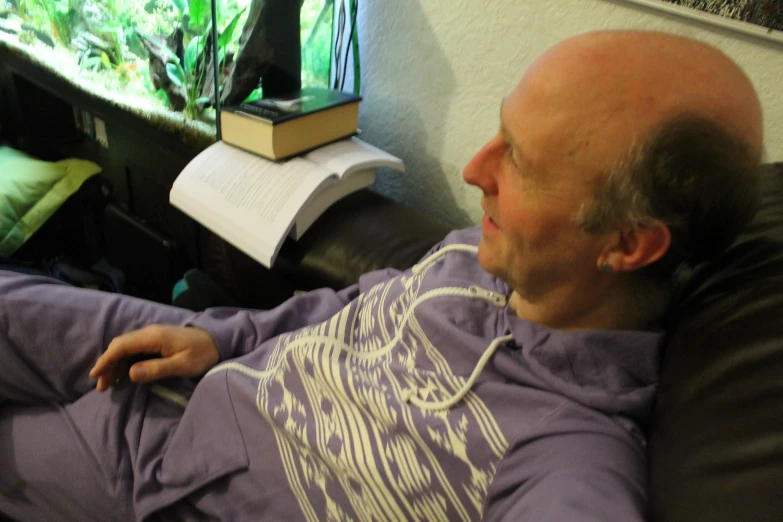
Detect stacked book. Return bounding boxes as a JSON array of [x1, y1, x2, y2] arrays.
[[170, 87, 405, 268]]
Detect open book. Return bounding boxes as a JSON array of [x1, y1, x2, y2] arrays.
[[170, 137, 404, 268]]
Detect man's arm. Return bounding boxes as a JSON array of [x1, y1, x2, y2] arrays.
[[487, 427, 647, 521], [90, 283, 362, 390], [0, 268, 366, 401], [188, 284, 361, 362], [183, 232, 461, 365], [0, 271, 197, 403], [92, 263, 417, 388]]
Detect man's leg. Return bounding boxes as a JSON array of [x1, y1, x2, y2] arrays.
[[0, 384, 184, 522], [0, 270, 195, 404], [0, 396, 135, 521], [0, 271, 197, 520]]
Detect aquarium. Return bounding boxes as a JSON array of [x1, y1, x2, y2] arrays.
[[0, 0, 348, 146]]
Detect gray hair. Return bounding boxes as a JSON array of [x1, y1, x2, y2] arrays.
[[575, 114, 760, 278], [573, 114, 760, 326]]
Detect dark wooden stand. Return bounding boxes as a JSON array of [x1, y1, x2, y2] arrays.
[[0, 45, 207, 302]]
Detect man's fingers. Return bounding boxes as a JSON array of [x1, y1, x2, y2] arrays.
[[128, 354, 187, 384], [90, 326, 168, 377], [96, 374, 113, 392], [90, 325, 219, 390]]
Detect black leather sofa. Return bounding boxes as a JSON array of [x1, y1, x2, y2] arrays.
[[649, 162, 783, 522], [197, 162, 783, 522]]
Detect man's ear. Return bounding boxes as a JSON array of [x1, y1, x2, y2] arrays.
[[601, 222, 671, 272]]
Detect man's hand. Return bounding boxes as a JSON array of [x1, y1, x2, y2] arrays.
[[89, 325, 220, 391]]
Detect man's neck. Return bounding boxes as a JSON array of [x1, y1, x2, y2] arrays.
[[508, 285, 643, 332]]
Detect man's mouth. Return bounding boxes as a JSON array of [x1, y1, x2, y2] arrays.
[[482, 214, 501, 233]]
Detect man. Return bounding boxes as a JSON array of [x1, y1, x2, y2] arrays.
[[0, 31, 763, 521]]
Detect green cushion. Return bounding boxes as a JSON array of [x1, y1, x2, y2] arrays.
[[0, 146, 101, 255]]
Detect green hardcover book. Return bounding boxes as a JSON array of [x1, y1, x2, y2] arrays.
[[220, 88, 362, 161]]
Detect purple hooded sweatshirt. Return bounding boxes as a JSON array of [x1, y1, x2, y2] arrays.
[[0, 227, 661, 521]]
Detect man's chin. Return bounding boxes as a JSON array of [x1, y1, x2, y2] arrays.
[[476, 238, 500, 276]]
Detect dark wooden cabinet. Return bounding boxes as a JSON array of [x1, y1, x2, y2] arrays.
[[0, 45, 210, 302]]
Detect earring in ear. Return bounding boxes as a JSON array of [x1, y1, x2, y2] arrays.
[[600, 262, 613, 273]]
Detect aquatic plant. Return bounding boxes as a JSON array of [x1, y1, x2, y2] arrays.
[[9, 0, 45, 28], [158, 3, 246, 119], [162, 34, 208, 119], [85, 0, 146, 66], [18, 29, 37, 46], [301, 0, 333, 88], [99, 22, 126, 66], [215, 5, 245, 73], [37, 0, 75, 45], [168, 0, 187, 18], [144, 0, 180, 37], [11, 0, 35, 18]]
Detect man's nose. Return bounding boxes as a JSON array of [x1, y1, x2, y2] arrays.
[[463, 135, 502, 193]]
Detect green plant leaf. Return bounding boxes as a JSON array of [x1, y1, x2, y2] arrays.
[[189, 0, 209, 32], [81, 56, 101, 72], [218, 8, 246, 48], [169, 0, 187, 16], [55, 0, 69, 15], [159, 43, 180, 63], [100, 25, 124, 47], [196, 97, 211, 104], [184, 35, 203, 75], [166, 62, 185, 87], [155, 88, 170, 106], [243, 87, 263, 104]]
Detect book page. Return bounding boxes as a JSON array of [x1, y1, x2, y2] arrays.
[[290, 169, 376, 240], [171, 181, 278, 267], [304, 137, 405, 179], [171, 141, 334, 266]]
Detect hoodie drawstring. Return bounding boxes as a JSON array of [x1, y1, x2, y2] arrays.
[[405, 333, 514, 411]]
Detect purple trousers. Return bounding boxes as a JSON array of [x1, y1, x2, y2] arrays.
[[0, 271, 195, 522]]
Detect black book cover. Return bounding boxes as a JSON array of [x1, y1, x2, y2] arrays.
[[225, 87, 361, 124]]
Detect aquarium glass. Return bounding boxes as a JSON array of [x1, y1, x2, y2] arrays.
[[301, 0, 333, 89], [0, 0, 338, 143]]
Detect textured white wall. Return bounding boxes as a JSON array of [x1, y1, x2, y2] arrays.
[[357, 0, 783, 227]]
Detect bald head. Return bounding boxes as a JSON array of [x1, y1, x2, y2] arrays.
[[521, 31, 764, 275], [463, 30, 763, 328], [526, 31, 763, 169]]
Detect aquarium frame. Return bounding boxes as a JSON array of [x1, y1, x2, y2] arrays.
[[0, 45, 205, 160], [211, 0, 222, 140], [330, 0, 360, 93]]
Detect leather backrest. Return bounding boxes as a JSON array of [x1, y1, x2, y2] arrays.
[[276, 189, 451, 291], [649, 163, 783, 522], [201, 189, 451, 309]]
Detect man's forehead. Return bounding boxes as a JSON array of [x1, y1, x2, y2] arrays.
[[501, 76, 608, 164], [502, 40, 672, 177], [500, 88, 607, 193]]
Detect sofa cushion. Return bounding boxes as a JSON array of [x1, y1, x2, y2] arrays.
[[0, 146, 101, 256], [649, 162, 783, 522]]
